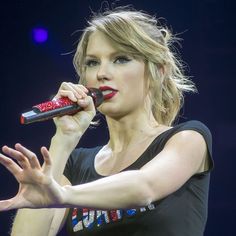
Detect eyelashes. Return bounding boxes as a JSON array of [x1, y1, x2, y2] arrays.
[[85, 59, 98, 67], [114, 56, 131, 64], [84, 56, 132, 67]]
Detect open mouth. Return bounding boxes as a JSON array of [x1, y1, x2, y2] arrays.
[[99, 86, 118, 100], [102, 90, 118, 100], [102, 90, 114, 95]]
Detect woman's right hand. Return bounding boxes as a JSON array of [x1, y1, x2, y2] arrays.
[[0, 144, 66, 211], [53, 83, 96, 138]]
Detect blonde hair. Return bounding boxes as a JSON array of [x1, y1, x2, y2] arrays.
[[73, 7, 196, 125]]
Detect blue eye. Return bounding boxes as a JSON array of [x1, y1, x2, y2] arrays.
[[85, 59, 99, 67], [114, 56, 131, 64]]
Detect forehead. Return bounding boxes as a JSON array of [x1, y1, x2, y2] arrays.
[[86, 31, 121, 55]]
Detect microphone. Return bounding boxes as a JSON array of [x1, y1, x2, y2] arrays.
[[20, 88, 104, 124]]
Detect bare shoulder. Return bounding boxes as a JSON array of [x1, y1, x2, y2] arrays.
[[139, 129, 210, 200], [164, 130, 209, 173], [165, 129, 207, 148]]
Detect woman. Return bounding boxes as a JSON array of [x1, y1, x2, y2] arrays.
[[0, 7, 212, 236]]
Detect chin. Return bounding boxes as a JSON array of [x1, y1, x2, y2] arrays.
[[97, 104, 124, 119]]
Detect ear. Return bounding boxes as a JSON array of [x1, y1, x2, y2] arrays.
[[159, 65, 165, 75], [157, 64, 165, 84]]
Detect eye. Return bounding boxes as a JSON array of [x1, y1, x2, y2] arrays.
[[85, 59, 99, 67], [114, 56, 131, 64]]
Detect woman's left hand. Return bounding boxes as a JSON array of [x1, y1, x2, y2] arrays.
[[0, 144, 66, 211]]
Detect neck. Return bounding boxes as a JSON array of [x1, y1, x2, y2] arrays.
[[105, 109, 160, 152]]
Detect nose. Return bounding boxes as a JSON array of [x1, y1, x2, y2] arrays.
[[97, 62, 111, 81]]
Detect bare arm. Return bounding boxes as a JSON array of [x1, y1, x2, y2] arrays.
[[62, 130, 208, 210], [8, 83, 95, 235], [0, 130, 208, 214], [9, 131, 81, 235]]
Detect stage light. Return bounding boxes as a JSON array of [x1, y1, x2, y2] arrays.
[[32, 27, 48, 43]]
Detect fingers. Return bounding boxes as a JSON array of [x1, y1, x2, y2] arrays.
[[2, 144, 41, 170], [55, 83, 89, 101], [78, 95, 96, 112], [0, 199, 15, 212], [14, 144, 41, 169], [54, 83, 95, 111], [40, 146, 51, 166], [0, 152, 22, 175], [2, 145, 51, 170], [40, 146, 52, 174], [2, 145, 30, 169]]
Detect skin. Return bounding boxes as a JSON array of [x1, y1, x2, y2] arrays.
[[0, 30, 208, 235], [85, 31, 148, 119], [84, 31, 165, 174]]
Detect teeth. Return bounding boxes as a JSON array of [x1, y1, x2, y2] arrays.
[[102, 90, 113, 95]]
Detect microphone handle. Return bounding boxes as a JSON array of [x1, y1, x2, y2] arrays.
[[20, 88, 103, 124], [21, 102, 82, 124]]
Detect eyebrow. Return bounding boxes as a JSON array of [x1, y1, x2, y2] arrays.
[[85, 51, 125, 58]]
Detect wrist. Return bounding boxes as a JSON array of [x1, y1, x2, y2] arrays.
[[61, 185, 76, 207], [54, 127, 83, 138], [52, 130, 82, 148]]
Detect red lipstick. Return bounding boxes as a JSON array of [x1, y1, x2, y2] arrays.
[[99, 86, 118, 100]]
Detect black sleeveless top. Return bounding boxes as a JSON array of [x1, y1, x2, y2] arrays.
[[63, 120, 213, 236]]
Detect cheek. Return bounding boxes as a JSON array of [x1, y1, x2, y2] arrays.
[[84, 70, 97, 87], [122, 65, 146, 92]]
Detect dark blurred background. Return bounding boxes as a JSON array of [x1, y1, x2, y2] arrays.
[[0, 0, 235, 235]]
